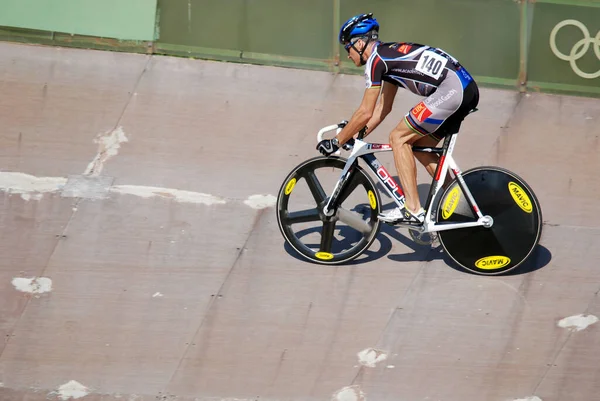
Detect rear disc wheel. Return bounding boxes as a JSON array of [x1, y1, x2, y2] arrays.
[[436, 166, 542, 275]]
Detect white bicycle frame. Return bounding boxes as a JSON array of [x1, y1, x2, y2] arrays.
[[317, 123, 493, 234]]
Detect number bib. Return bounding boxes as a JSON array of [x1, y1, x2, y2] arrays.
[[415, 50, 448, 80]]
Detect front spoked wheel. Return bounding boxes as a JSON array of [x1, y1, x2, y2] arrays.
[[276, 156, 382, 265], [436, 166, 543, 275]]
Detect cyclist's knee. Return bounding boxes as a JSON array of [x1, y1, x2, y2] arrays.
[[390, 123, 416, 143], [390, 130, 407, 147]]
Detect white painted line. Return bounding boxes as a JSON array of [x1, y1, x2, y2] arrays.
[[11, 277, 52, 294], [0, 171, 277, 209], [53, 380, 90, 400], [513, 397, 542, 401], [244, 194, 277, 209], [110, 185, 226, 205], [152, 292, 163, 298], [558, 314, 599, 331], [332, 385, 366, 401], [84, 126, 128, 176], [0, 172, 66, 201], [21, 193, 42, 201], [357, 348, 388, 368]]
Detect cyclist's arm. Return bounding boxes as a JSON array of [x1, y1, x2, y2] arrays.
[[364, 82, 397, 136], [335, 87, 380, 146]]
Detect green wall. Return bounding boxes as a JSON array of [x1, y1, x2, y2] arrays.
[[153, 0, 599, 95], [0, 0, 598, 96], [527, 0, 600, 95], [0, 0, 157, 41], [154, 0, 335, 69], [152, 0, 525, 84], [158, 0, 333, 59]]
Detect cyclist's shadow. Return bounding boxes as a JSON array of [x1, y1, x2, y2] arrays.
[[381, 182, 552, 275], [282, 183, 440, 266], [282, 181, 552, 275]]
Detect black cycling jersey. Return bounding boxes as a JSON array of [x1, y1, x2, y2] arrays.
[[361, 41, 479, 139], [364, 41, 473, 96]]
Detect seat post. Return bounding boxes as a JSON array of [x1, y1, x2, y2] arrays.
[[421, 133, 457, 212]]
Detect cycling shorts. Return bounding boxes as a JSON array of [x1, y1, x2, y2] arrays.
[[404, 66, 480, 142]]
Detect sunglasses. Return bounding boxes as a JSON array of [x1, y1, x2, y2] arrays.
[[344, 38, 361, 53]]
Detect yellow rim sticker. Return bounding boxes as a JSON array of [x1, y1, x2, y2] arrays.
[[475, 255, 511, 270], [315, 252, 334, 260], [284, 178, 297, 195], [368, 190, 377, 209], [508, 182, 532, 213], [442, 186, 461, 220]]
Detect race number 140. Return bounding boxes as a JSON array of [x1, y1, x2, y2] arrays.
[[415, 50, 448, 80]]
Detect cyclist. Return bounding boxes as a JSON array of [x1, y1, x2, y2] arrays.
[[316, 13, 479, 224]]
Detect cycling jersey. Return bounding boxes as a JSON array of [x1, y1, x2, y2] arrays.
[[364, 41, 478, 140]]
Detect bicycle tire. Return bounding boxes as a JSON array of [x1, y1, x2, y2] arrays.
[[276, 156, 382, 265], [436, 166, 543, 275]]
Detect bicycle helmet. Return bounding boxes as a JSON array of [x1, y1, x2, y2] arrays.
[[338, 13, 379, 45]]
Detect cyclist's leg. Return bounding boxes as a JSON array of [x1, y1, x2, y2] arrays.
[[414, 135, 441, 177], [395, 75, 464, 215], [413, 135, 453, 189], [388, 124, 422, 214], [381, 69, 478, 222]]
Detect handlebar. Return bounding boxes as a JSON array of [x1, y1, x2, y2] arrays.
[[317, 120, 347, 142], [316, 120, 347, 156], [316, 121, 367, 155]]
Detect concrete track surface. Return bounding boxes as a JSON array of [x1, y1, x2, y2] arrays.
[[1, 41, 599, 401]]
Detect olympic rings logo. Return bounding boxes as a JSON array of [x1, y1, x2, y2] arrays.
[[549, 19, 600, 79]]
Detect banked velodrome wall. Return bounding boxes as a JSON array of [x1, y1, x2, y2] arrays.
[[0, 0, 598, 97]]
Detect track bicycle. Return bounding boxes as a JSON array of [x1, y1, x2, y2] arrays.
[[275, 110, 543, 275]]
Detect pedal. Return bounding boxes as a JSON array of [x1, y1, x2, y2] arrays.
[[409, 229, 438, 246], [378, 216, 419, 226]]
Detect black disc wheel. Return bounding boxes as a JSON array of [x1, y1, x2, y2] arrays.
[[436, 166, 542, 275], [276, 156, 382, 264]]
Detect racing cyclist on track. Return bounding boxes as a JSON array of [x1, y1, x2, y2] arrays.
[[316, 13, 479, 224]]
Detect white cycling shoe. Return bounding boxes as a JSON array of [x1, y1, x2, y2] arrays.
[[378, 206, 426, 224]]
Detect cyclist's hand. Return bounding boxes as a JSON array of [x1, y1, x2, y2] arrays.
[[316, 138, 340, 156], [342, 138, 354, 151]]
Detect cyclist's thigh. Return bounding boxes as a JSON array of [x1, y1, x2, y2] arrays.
[[404, 72, 465, 141], [414, 134, 441, 147]]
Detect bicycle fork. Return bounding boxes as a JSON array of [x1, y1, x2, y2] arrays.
[[322, 162, 356, 217], [322, 139, 371, 217]]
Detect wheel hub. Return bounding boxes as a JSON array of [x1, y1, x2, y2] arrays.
[[482, 215, 494, 228], [319, 199, 339, 222]]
